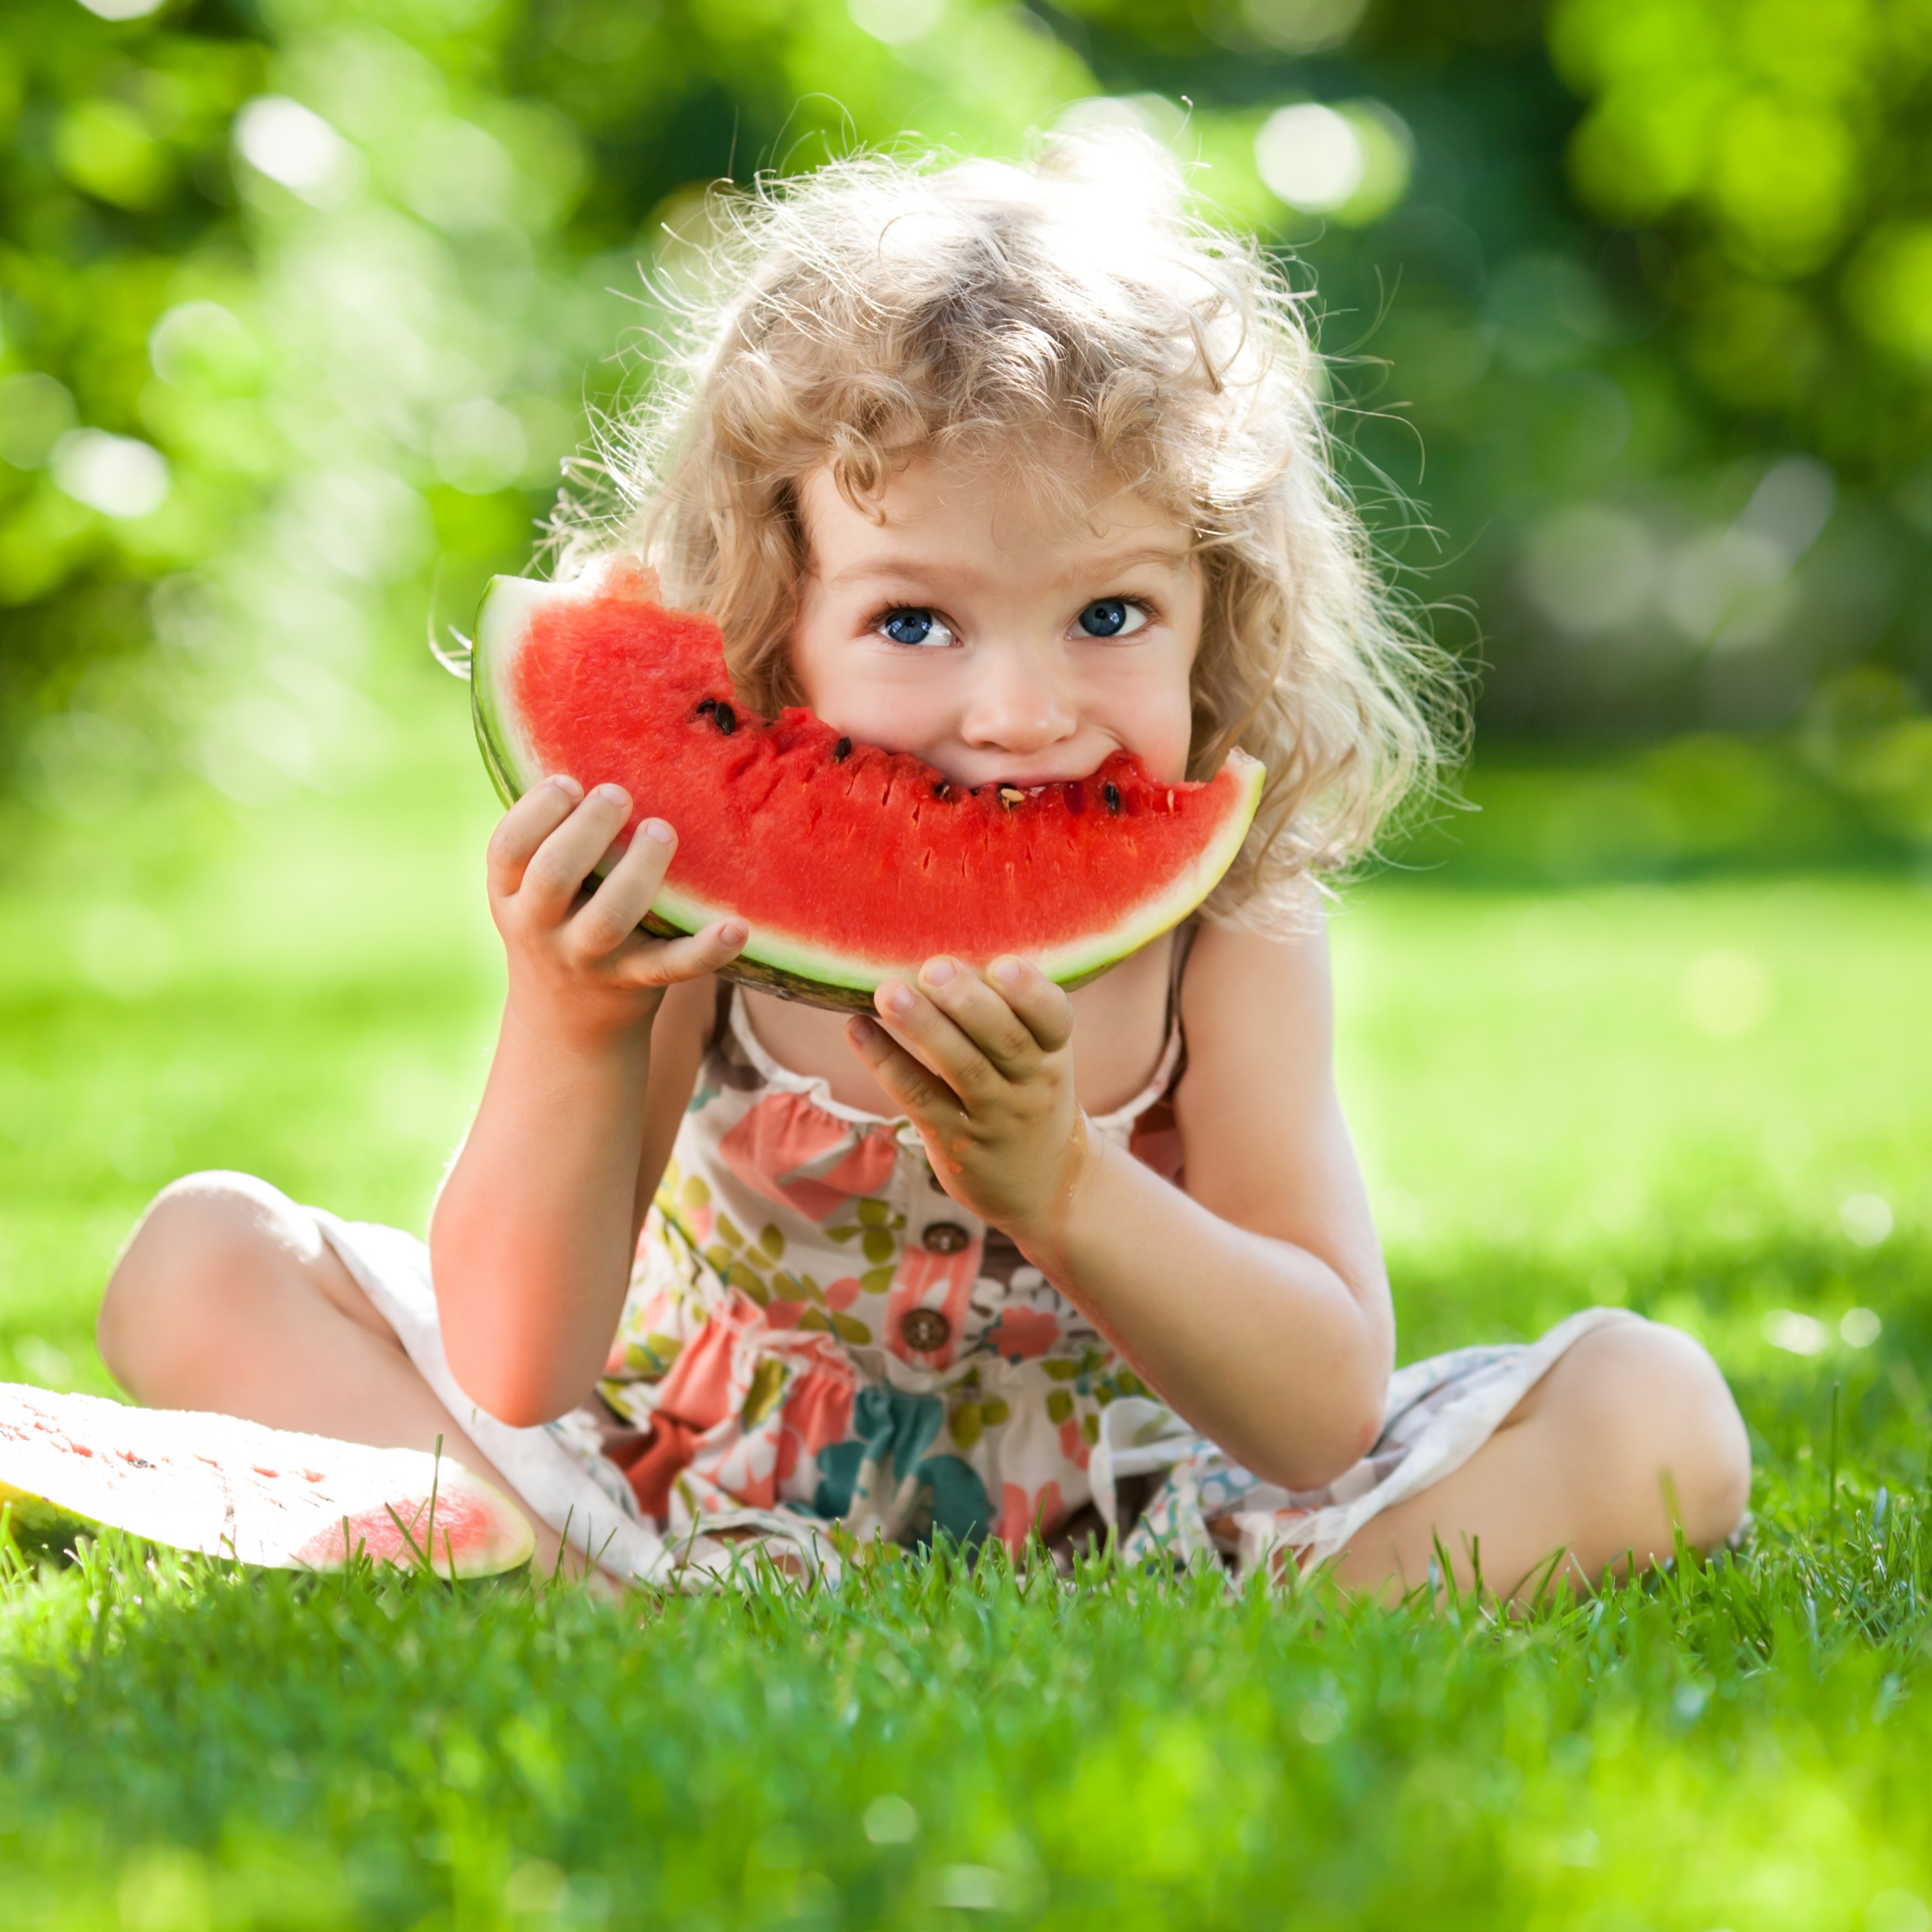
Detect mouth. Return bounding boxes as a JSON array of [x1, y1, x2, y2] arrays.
[[915, 743, 1124, 792], [949, 763, 1113, 792]]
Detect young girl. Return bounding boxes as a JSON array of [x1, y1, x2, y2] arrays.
[[97, 139, 1750, 1598]]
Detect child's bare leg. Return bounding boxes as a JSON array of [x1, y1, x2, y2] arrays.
[[1330, 1315, 1751, 1605], [97, 1172, 583, 1581]]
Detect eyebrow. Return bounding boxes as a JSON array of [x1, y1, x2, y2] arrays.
[[824, 542, 1193, 590]]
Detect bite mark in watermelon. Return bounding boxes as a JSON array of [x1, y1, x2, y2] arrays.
[[0, 1383, 535, 1577], [471, 558, 1265, 1012]]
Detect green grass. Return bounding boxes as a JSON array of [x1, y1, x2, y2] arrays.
[[3, 719, 1930, 1927]]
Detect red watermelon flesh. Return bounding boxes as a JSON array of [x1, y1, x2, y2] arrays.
[[0, 1383, 535, 1577], [472, 557, 1264, 1012]]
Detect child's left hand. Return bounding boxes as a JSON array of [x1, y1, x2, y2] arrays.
[[846, 956, 1087, 1239]]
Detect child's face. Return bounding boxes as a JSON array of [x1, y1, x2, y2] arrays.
[[789, 450, 1202, 789]]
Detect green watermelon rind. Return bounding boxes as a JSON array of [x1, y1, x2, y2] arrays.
[[472, 573, 1266, 1010]]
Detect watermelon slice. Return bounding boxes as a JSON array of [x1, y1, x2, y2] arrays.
[[0, 1383, 535, 1577], [471, 558, 1265, 1011]]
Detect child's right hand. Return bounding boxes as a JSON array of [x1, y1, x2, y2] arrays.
[[486, 774, 746, 1045]]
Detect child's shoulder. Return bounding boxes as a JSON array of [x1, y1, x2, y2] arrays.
[[1177, 893, 1333, 1074]]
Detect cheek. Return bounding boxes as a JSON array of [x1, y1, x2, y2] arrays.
[[788, 622, 952, 753], [1139, 704, 1196, 785], [785, 597, 841, 714], [1104, 657, 1198, 784], [787, 607, 874, 727], [1131, 584, 1206, 784]]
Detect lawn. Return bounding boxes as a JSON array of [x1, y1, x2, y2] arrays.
[[2, 706, 1929, 1930]]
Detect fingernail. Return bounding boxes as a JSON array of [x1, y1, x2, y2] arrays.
[[597, 784, 632, 809], [992, 957, 1024, 988], [643, 817, 674, 844], [719, 920, 747, 947], [883, 984, 914, 1016], [923, 957, 956, 988], [849, 1015, 879, 1046], [549, 774, 583, 800]]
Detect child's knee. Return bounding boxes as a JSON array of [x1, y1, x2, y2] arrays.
[[98, 1172, 311, 1386], [1562, 1316, 1751, 1546]]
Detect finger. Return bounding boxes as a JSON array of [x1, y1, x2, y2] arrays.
[[985, 956, 1073, 1054], [568, 816, 678, 957], [485, 776, 583, 898], [610, 917, 748, 988], [872, 979, 1003, 1105], [915, 957, 1042, 1078], [847, 1015, 970, 1131], [515, 784, 635, 922]]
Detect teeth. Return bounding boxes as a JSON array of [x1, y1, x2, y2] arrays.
[[998, 787, 1026, 808]]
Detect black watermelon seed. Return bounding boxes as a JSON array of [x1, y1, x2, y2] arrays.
[[695, 696, 717, 716], [714, 702, 736, 736], [833, 736, 852, 762], [1103, 782, 1121, 814]]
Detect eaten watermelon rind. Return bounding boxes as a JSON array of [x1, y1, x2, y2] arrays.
[[472, 568, 1266, 1011], [0, 1384, 536, 1577]]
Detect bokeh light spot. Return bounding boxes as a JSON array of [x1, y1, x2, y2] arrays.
[[1240, 0, 1367, 53], [13, 1336, 75, 1389], [1840, 1193, 1893, 1248], [862, 1794, 919, 1844], [847, 0, 945, 43], [1680, 951, 1773, 1039], [1763, 1310, 1828, 1356], [235, 97, 362, 209], [1839, 1307, 1882, 1349], [1298, 1698, 1345, 1743], [1868, 1893, 1932, 1932], [149, 301, 259, 393], [0, 372, 78, 470], [1519, 504, 1657, 637], [1255, 104, 1366, 213], [50, 430, 170, 519]]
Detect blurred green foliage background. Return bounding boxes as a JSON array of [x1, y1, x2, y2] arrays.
[[8, 20, 1932, 1910], [5, 0, 1932, 854]]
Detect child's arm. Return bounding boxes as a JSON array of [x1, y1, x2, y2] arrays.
[[430, 777, 744, 1426], [847, 917, 1393, 1491]]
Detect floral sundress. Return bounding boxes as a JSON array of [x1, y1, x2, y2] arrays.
[[319, 956, 1622, 1588]]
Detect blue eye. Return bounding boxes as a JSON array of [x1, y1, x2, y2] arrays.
[[1077, 599, 1146, 638], [879, 608, 952, 648]]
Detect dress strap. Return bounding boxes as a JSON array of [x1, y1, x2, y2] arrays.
[[1089, 919, 1196, 1137], [1166, 919, 1198, 1036], [723, 985, 911, 1127]]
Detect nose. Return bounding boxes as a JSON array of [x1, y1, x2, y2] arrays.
[[957, 641, 1077, 760]]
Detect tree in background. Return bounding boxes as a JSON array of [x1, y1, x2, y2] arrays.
[[2, 0, 1930, 838]]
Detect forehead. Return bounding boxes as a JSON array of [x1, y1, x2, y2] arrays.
[[798, 447, 1194, 583]]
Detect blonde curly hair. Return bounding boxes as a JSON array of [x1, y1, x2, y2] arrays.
[[553, 134, 1455, 918]]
